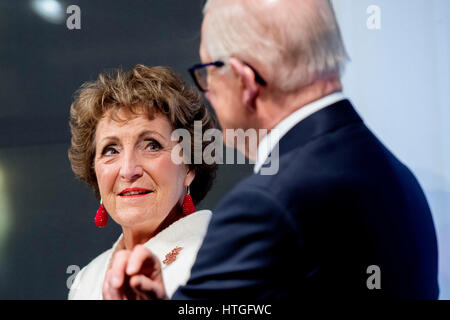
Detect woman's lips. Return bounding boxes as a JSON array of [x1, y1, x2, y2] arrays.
[[119, 187, 153, 198]]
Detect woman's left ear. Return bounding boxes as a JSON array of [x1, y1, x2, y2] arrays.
[[184, 168, 195, 187]]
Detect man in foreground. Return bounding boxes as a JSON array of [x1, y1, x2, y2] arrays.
[[104, 0, 439, 300]]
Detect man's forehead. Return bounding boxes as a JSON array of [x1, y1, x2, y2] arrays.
[[199, 19, 211, 62], [199, 41, 209, 62]]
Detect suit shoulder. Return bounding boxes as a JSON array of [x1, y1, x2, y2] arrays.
[[213, 174, 295, 234], [219, 174, 283, 205]]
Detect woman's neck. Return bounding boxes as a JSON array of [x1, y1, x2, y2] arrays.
[[121, 207, 183, 250]]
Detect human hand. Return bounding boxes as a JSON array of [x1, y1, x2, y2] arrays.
[[102, 245, 168, 300]]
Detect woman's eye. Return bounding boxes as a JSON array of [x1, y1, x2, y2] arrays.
[[146, 139, 162, 151], [102, 146, 118, 156]]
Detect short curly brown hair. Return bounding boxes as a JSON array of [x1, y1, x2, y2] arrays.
[[68, 64, 218, 204]]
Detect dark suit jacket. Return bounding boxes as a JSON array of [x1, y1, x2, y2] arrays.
[[173, 99, 439, 300]]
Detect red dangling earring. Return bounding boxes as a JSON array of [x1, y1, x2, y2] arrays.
[[95, 199, 108, 227], [182, 186, 195, 216]]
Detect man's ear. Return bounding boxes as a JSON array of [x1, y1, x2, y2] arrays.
[[229, 57, 259, 108]]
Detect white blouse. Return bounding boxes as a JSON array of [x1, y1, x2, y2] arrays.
[[68, 210, 212, 299]]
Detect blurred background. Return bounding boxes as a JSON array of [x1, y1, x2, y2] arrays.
[[0, 0, 448, 299], [332, 0, 450, 299]]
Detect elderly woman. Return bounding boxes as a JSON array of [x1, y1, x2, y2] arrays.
[[67, 65, 217, 299]]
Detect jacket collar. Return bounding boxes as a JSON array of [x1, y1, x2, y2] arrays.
[[254, 92, 346, 174], [256, 99, 363, 174], [278, 99, 363, 157]]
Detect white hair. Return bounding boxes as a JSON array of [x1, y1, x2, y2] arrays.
[[202, 0, 350, 92]]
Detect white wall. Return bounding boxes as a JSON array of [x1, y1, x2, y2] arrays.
[[332, 0, 450, 299]]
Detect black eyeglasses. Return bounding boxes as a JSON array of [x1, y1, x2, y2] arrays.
[[188, 60, 267, 92]]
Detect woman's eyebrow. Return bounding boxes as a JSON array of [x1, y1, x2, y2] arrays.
[[138, 130, 166, 141], [98, 130, 166, 144], [98, 136, 119, 145]]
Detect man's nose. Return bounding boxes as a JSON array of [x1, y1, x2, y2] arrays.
[[119, 151, 143, 182]]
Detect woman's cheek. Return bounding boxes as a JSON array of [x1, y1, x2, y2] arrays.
[[153, 155, 184, 194], [95, 162, 118, 195]]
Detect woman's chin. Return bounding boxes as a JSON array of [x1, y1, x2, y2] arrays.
[[113, 207, 158, 229]]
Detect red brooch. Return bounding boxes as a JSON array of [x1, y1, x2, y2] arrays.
[[163, 246, 183, 265]]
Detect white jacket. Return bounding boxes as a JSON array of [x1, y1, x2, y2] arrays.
[[68, 210, 212, 299]]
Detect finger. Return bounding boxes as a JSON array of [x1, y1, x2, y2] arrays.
[[129, 277, 152, 301], [102, 277, 111, 300], [126, 245, 161, 276], [103, 270, 124, 300], [129, 274, 168, 300], [109, 250, 131, 289]]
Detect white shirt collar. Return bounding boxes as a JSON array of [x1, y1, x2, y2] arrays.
[[254, 92, 346, 174]]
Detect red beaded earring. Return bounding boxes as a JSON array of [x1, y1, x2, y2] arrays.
[[182, 186, 195, 216], [95, 199, 108, 227]]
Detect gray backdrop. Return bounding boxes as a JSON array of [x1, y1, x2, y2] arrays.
[[0, 0, 252, 299]]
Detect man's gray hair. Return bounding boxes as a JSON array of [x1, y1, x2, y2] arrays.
[[202, 0, 350, 92]]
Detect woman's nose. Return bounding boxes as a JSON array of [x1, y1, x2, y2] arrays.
[[119, 151, 143, 182]]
